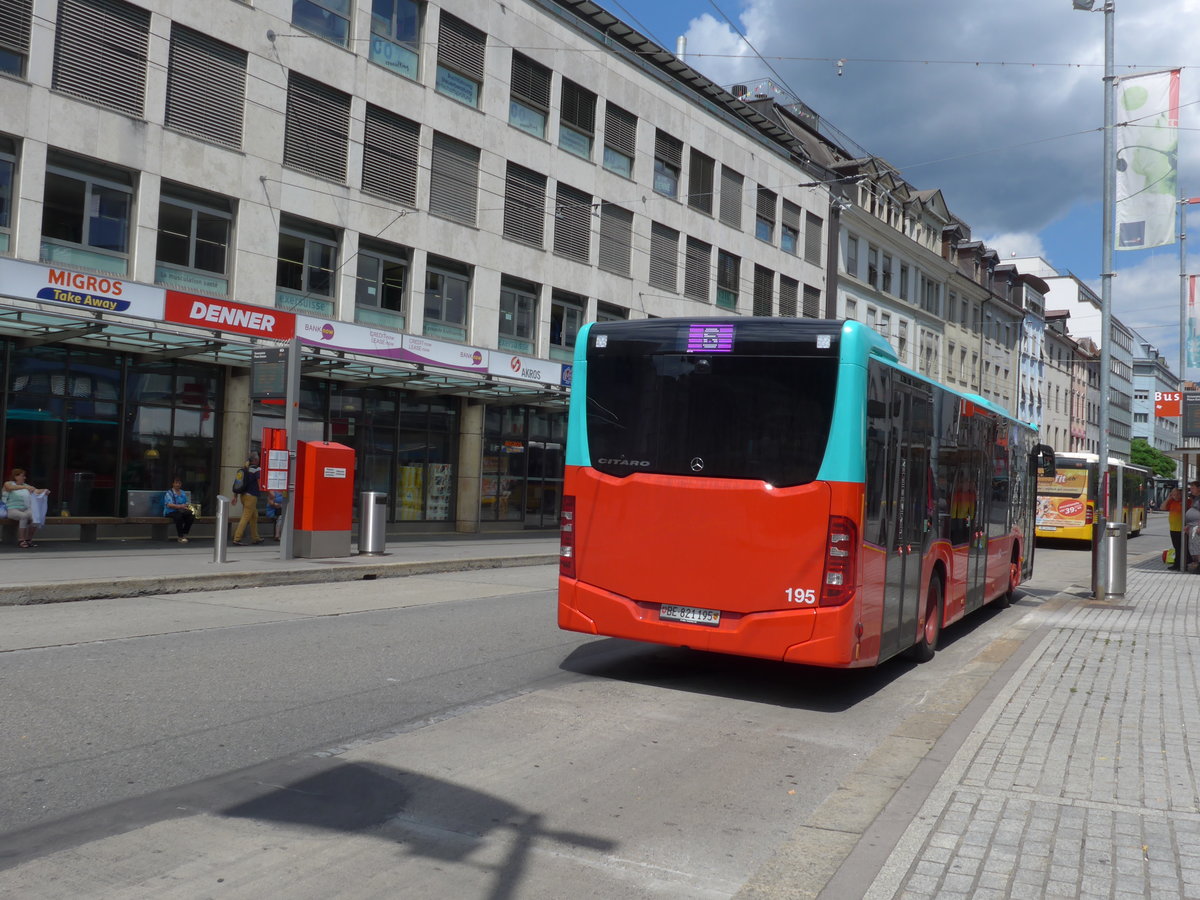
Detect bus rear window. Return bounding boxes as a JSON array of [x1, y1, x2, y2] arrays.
[[586, 351, 837, 486]]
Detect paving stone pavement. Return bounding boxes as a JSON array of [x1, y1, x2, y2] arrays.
[[862, 560, 1200, 900]]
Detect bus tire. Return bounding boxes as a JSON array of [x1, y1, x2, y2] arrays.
[[994, 554, 1020, 609], [907, 575, 943, 663]]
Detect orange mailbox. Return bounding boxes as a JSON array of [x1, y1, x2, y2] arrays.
[[294, 440, 355, 558]]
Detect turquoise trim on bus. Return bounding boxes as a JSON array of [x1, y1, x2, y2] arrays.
[[817, 321, 894, 483], [565, 321, 595, 467]]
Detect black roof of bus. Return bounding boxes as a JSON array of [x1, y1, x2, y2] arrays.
[[587, 318, 844, 357]]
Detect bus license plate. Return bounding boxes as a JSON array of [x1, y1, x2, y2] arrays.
[[660, 604, 720, 626]]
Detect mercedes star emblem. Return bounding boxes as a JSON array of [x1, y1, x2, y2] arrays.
[[690, 457, 705, 472]]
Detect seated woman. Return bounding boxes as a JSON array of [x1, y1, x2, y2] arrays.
[[4, 468, 49, 549], [162, 477, 195, 543]]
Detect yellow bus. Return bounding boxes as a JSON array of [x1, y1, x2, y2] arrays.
[[1036, 452, 1150, 542]]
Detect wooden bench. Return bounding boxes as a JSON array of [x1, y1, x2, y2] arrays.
[[1, 514, 268, 544]]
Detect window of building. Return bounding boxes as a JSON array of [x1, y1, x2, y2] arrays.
[[553, 183, 591, 263], [284, 72, 350, 182], [881, 254, 893, 294], [648, 222, 679, 293], [803, 284, 821, 318], [509, 52, 550, 139], [756, 187, 776, 244], [276, 216, 338, 315], [503, 162, 546, 247], [897, 321, 908, 362], [899, 262, 909, 301], [845, 234, 859, 278], [867, 245, 879, 289], [155, 183, 233, 295], [423, 255, 470, 340], [684, 237, 710, 303], [41, 152, 134, 275], [688, 149, 714, 214], [435, 12, 485, 108], [369, 0, 421, 80], [0, 0, 32, 77], [779, 275, 798, 317], [498, 277, 537, 353], [719, 166, 743, 229], [362, 104, 419, 206], [752, 265, 773, 316], [550, 289, 584, 361], [653, 131, 682, 199], [166, 25, 246, 148], [716, 249, 739, 309], [354, 238, 408, 328], [596, 302, 626, 322], [603, 103, 636, 178], [598, 203, 633, 277], [845, 297, 857, 320], [429, 132, 480, 225], [781, 201, 800, 254], [804, 211, 823, 265], [53, 0, 150, 117], [0, 136, 14, 254], [559, 79, 596, 159], [292, 0, 350, 46]]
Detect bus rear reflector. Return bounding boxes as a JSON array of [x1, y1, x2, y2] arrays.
[[560, 495, 576, 578], [820, 516, 857, 607]]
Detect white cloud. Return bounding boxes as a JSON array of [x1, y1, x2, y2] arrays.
[[982, 232, 1048, 262]]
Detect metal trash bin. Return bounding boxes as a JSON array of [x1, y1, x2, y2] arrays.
[[1100, 521, 1128, 598], [358, 491, 388, 555]]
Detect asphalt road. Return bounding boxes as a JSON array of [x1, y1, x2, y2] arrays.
[[0, 520, 1160, 897]]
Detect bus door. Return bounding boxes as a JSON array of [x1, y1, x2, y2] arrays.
[[963, 418, 992, 611], [879, 379, 932, 658]]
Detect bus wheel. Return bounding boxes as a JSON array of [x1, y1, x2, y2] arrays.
[[907, 576, 943, 663], [994, 559, 1020, 609]]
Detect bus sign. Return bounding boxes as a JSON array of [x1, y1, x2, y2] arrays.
[[1155, 391, 1182, 417]]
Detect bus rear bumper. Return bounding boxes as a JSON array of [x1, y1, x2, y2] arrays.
[[559, 578, 864, 664]]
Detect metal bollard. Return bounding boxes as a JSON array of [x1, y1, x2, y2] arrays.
[[213, 494, 231, 564], [1098, 520, 1128, 598]]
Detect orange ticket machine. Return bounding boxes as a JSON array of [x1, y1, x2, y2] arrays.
[[294, 440, 354, 558]]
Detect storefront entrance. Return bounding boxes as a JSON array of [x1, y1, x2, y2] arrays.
[[482, 406, 565, 528]]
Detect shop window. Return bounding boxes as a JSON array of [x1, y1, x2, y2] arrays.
[[398, 396, 457, 521], [423, 256, 470, 340], [558, 79, 595, 160], [436, 12, 485, 108], [502, 163, 546, 248], [684, 236, 710, 303], [166, 24, 246, 148], [362, 104, 419, 206], [603, 103, 636, 178], [0, 0, 32, 77], [40, 151, 133, 276], [716, 249, 739, 310], [553, 182, 591, 263], [369, 0, 421, 80], [0, 136, 13, 255], [53, 0, 150, 117], [284, 72, 350, 182], [276, 216, 337, 315], [549, 289, 583, 361], [155, 182, 233, 296], [688, 149, 714, 215], [653, 130, 682, 199], [509, 51, 550, 139], [292, 0, 349, 47], [429, 132, 480, 225], [498, 278, 536, 353], [355, 239, 408, 328]]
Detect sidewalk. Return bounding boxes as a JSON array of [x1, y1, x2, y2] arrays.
[[828, 550, 1200, 899], [0, 530, 559, 605]]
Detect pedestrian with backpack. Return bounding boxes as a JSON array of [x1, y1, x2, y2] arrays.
[[231, 456, 263, 545]]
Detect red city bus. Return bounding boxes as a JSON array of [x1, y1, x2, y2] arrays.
[[558, 319, 1054, 668]]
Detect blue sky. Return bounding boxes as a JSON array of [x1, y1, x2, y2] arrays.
[[594, 0, 1200, 376]]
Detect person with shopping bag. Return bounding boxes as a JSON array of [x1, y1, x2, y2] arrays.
[[3, 468, 50, 549]]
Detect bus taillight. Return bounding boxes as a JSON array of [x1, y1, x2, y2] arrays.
[[560, 495, 576, 578], [820, 516, 857, 607]]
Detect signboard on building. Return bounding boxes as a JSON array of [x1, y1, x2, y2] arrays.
[[0, 257, 165, 320], [1155, 391, 1183, 417], [250, 347, 288, 399]]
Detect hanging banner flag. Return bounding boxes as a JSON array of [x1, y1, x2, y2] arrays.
[[1115, 68, 1180, 250], [1188, 274, 1200, 368]]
